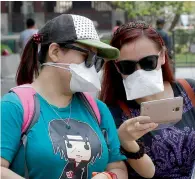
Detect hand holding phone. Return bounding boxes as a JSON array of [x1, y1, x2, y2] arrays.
[[118, 116, 158, 151]]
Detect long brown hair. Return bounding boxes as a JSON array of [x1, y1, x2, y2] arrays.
[[99, 21, 174, 105]]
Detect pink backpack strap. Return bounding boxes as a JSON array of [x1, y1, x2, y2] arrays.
[[83, 92, 101, 124], [10, 84, 36, 133]]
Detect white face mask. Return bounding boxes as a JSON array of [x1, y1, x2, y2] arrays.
[[123, 68, 164, 100], [42, 62, 101, 93]]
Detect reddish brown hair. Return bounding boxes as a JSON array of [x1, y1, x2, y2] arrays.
[[99, 21, 174, 105]]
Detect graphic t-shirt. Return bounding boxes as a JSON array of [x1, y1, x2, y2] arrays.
[[109, 79, 195, 179], [1, 93, 126, 179]]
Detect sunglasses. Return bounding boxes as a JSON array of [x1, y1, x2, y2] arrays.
[[115, 52, 161, 75], [60, 44, 104, 72]]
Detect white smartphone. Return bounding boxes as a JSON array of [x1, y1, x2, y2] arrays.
[[140, 97, 183, 126]]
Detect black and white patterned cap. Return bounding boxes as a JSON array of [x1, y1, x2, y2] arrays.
[[38, 14, 119, 60]]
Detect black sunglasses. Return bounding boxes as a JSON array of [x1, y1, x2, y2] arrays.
[[60, 43, 104, 72], [115, 52, 160, 75]]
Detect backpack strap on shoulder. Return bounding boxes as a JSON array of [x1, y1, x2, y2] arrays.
[[83, 92, 101, 124], [10, 84, 38, 133], [9, 84, 40, 179], [77, 92, 101, 125], [178, 79, 195, 107], [78, 92, 111, 149]]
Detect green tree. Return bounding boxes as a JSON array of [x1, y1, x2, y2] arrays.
[[112, 1, 195, 31]]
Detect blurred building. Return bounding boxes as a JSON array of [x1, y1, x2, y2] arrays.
[[1, 1, 126, 35]]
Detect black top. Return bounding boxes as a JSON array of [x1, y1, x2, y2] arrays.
[[109, 79, 195, 179]]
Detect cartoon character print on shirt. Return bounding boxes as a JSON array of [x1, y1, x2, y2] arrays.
[[49, 119, 102, 179]]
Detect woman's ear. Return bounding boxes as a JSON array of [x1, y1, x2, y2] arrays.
[[161, 51, 166, 65], [159, 49, 166, 65], [48, 43, 60, 63], [160, 46, 166, 65]]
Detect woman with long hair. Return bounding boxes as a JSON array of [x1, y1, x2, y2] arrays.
[[1, 15, 156, 179], [100, 21, 195, 179], [1, 14, 129, 179]]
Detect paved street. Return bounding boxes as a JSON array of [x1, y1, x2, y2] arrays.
[[1, 55, 195, 97]]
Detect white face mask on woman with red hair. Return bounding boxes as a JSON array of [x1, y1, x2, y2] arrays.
[[123, 68, 164, 100], [115, 34, 166, 101]]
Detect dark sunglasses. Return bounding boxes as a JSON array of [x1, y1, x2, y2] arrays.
[[115, 52, 160, 75], [60, 43, 104, 72]]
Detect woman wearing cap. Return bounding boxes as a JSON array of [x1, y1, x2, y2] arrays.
[[100, 21, 195, 179], [0, 15, 155, 179]]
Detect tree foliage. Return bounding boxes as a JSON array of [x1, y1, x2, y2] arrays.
[[112, 1, 195, 30]]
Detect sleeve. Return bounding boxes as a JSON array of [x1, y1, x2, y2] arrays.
[[96, 100, 126, 164], [0, 93, 23, 163]]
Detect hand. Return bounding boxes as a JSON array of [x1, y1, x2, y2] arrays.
[[118, 116, 158, 152]]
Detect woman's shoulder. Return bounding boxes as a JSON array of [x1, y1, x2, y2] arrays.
[[95, 99, 107, 108], [1, 92, 24, 128], [102, 102, 124, 128], [1, 92, 23, 110], [2, 92, 21, 102]]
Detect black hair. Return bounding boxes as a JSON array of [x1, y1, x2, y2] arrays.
[[156, 19, 165, 26], [26, 18, 35, 28], [116, 20, 122, 26]]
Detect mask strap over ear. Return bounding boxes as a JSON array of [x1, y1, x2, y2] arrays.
[[41, 62, 71, 71]]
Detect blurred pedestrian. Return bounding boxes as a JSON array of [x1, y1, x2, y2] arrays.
[[156, 19, 172, 58], [19, 18, 38, 51]]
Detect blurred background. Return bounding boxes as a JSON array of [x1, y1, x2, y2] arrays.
[[1, 1, 195, 96]]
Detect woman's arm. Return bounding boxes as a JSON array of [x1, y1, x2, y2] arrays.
[[94, 100, 129, 179], [118, 116, 158, 178], [1, 158, 25, 179], [1, 94, 24, 179], [127, 154, 155, 179], [92, 161, 128, 179], [123, 141, 155, 178], [106, 161, 128, 179]]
